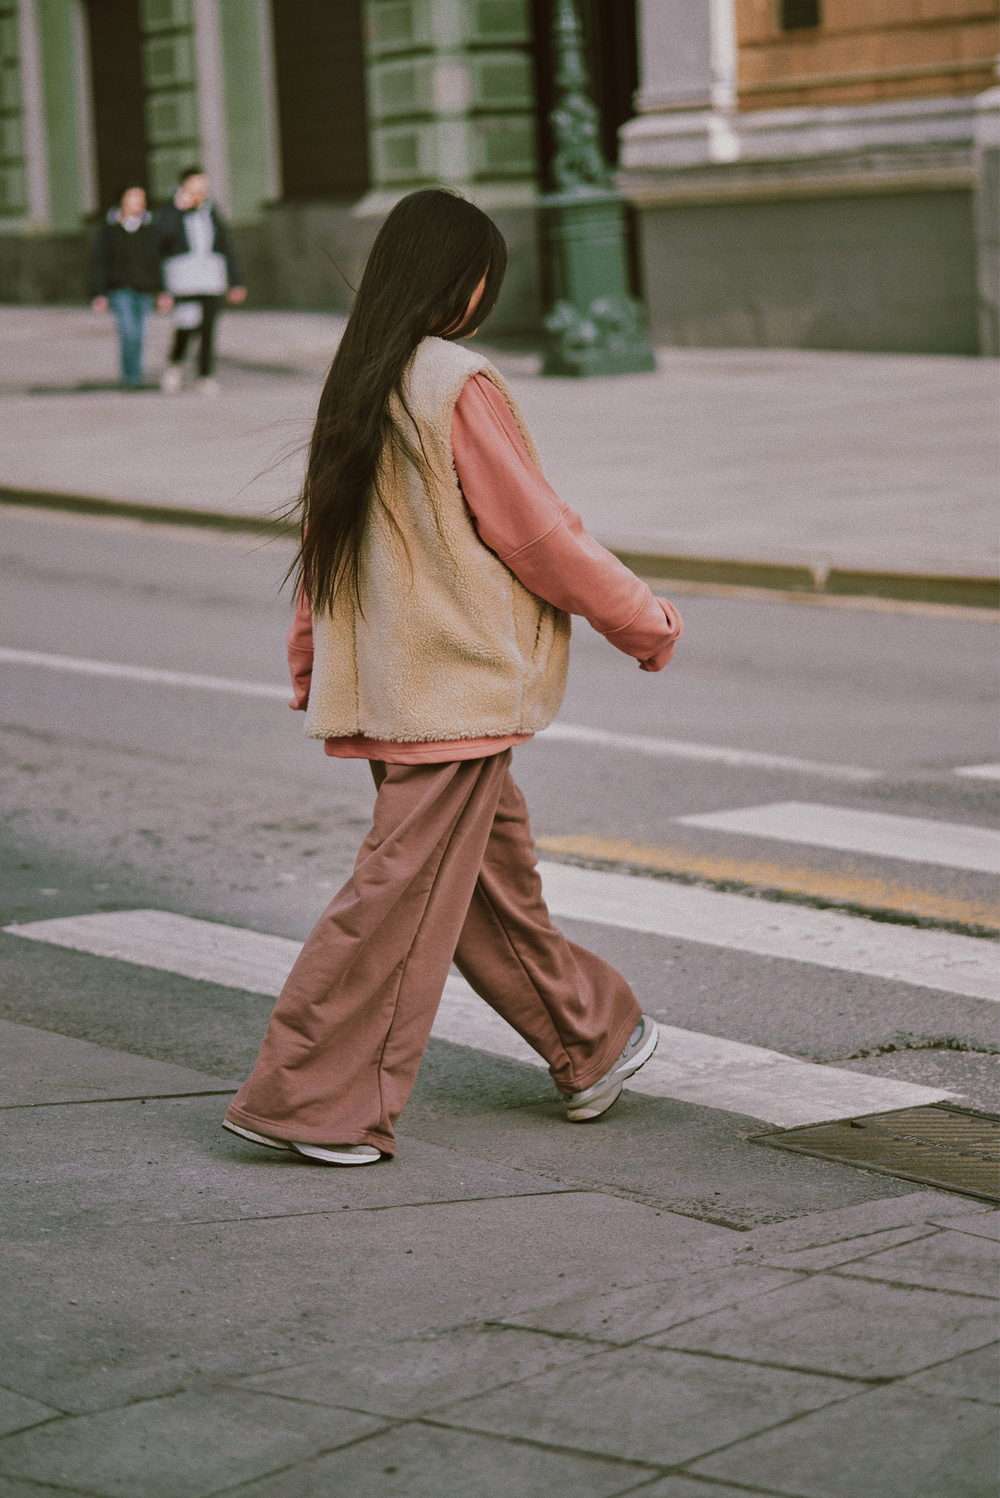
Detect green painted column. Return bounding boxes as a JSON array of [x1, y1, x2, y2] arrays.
[[35, 0, 87, 230], [218, 0, 277, 222], [0, 0, 27, 220], [540, 0, 654, 377], [361, 0, 538, 213]]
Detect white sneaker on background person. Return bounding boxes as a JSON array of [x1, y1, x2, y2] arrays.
[[196, 375, 219, 397], [160, 364, 183, 393]]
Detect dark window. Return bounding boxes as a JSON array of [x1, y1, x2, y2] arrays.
[[780, 0, 821, 29], [530, 0, 639, 188], [271, 0, 369, 201], [530, 0, 642, 296], [85, 0, 148, 211]]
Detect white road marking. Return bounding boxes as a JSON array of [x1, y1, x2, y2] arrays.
[[434, 980, 954, 1129], [539, 721, 877, 782], [3, 909, 953, 1128], [677, 800, 1000, 876], [0, 646, 288, 700], [0, 645, 877, 782], [537, 862, 998, 1003], [955, 764, 1000, 782]]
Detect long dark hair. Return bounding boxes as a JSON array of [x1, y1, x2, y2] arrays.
[[293, 189, 507, 613]]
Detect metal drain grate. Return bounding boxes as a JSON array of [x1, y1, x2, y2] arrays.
[[752, 1104, 999, 1202]]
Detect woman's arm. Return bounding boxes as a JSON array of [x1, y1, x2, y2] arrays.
[[287, 583, 313, 709], [451, 375, 682, 671]]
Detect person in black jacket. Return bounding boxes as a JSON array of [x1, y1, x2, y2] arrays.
[[156, 166, 246, 395], [91, 186, 172, 389]]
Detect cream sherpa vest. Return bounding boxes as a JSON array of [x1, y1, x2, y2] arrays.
[[305, 336, 571, 744]]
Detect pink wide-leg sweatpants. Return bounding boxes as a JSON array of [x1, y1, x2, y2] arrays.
[[226, 750, 641, 1156]]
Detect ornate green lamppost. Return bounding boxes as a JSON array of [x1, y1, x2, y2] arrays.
[[540, 0, 656, 377]]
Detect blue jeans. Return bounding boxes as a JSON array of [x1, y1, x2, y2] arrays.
[[108, 288, 153, 387]]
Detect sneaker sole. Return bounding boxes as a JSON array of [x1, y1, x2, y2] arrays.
[[223, 1119, 294, 1151], [223, 1120, 382, 1166], [565, 1021, 659, 1123], [292, 1143, 382, 1166], [566, 1079, 624, 1122]]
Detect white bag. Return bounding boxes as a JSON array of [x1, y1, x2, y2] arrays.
[[172, 300, 203, 330]]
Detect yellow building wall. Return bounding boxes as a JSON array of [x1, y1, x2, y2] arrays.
[[736, 0, 999, 110]]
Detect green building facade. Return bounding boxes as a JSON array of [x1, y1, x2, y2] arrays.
[[0, 0, 995, 352]]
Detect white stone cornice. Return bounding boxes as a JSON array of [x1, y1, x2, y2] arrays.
[[617, 91, 998, 203]]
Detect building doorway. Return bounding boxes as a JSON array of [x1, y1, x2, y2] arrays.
[[270, 0, 370, 200]]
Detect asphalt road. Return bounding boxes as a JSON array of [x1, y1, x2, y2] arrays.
[[1, 505, 997, 1229]]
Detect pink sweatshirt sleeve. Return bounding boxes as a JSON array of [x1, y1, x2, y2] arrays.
[[451, 374, 682, 670], [287, 582, 313, 709]]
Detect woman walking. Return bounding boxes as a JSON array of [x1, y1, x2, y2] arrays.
[[224, 189, 682, 1166], [90, 185, 171, 389]]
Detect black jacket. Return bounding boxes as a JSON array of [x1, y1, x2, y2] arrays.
[[155, 201, 244, 288], [90, 212, 164, 296]]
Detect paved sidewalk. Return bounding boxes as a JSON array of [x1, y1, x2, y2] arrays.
[[1, 1016, 996, 1497], [1, 307, 996, 591]]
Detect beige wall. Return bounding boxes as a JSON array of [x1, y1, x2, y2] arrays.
[[736, 0, 998, 110]]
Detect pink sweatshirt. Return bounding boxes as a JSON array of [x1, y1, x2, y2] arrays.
[[288, 373, 682, 763]]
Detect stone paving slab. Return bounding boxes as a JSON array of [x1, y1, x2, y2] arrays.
[[0, 1390, 58, 1440], [899, 1342, 1000, 1402], [832, 1227, 1000, 1298], [928, 1209, 1000, 1240], [653, 1274, 998, 1379], [0, 1389, 385, 1498], [428, 1343, 859, 1468], [2, 1015, 996, 1495], [689, 1384, 1000, 1498], [497, 1261, 801, 1344], [626, 1480, 779, 1498], [0, 1017, 238, 1106], [241, 1324, 607, 1419], [3, 1190, 705, 1415], [753, 1221, 938, 1272], [224, 1423, 646, 1498], [400, 1072, 920, 1230], [0, 1480, 95, 1498], [732, 1189, 986, 1254], [0, 1092, 575, 1238]]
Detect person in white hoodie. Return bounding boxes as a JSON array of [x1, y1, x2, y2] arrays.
[[156, 166, 246, 394]]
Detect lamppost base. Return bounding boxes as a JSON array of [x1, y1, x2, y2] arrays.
[[542, 297, 657, 377], [540, 189, 656, 378]]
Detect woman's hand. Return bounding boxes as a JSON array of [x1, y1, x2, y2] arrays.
[[638, 597, 683, 671], [91, 297, 108, 314]]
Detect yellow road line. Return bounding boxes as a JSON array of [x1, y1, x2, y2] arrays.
[[535, 835, 1000, 933]]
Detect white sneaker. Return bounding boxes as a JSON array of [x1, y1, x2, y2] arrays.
[[160, 365, 183, 394], [564, 1015, 659, 1122], [196, 375, 219, 397], [223, 1119, 382, 1165], [292, 1142, 382, 1166]]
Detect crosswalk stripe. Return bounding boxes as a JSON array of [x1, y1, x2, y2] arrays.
[[955, 764, 1000, 782], [434, 978, 953, 1129], [537, 862, 997, 1003], [2, 909, 954, 1128], [676, 801, 1000, 876]]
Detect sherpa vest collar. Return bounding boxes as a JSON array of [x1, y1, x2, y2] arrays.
[[305, 336, 571, 744]]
